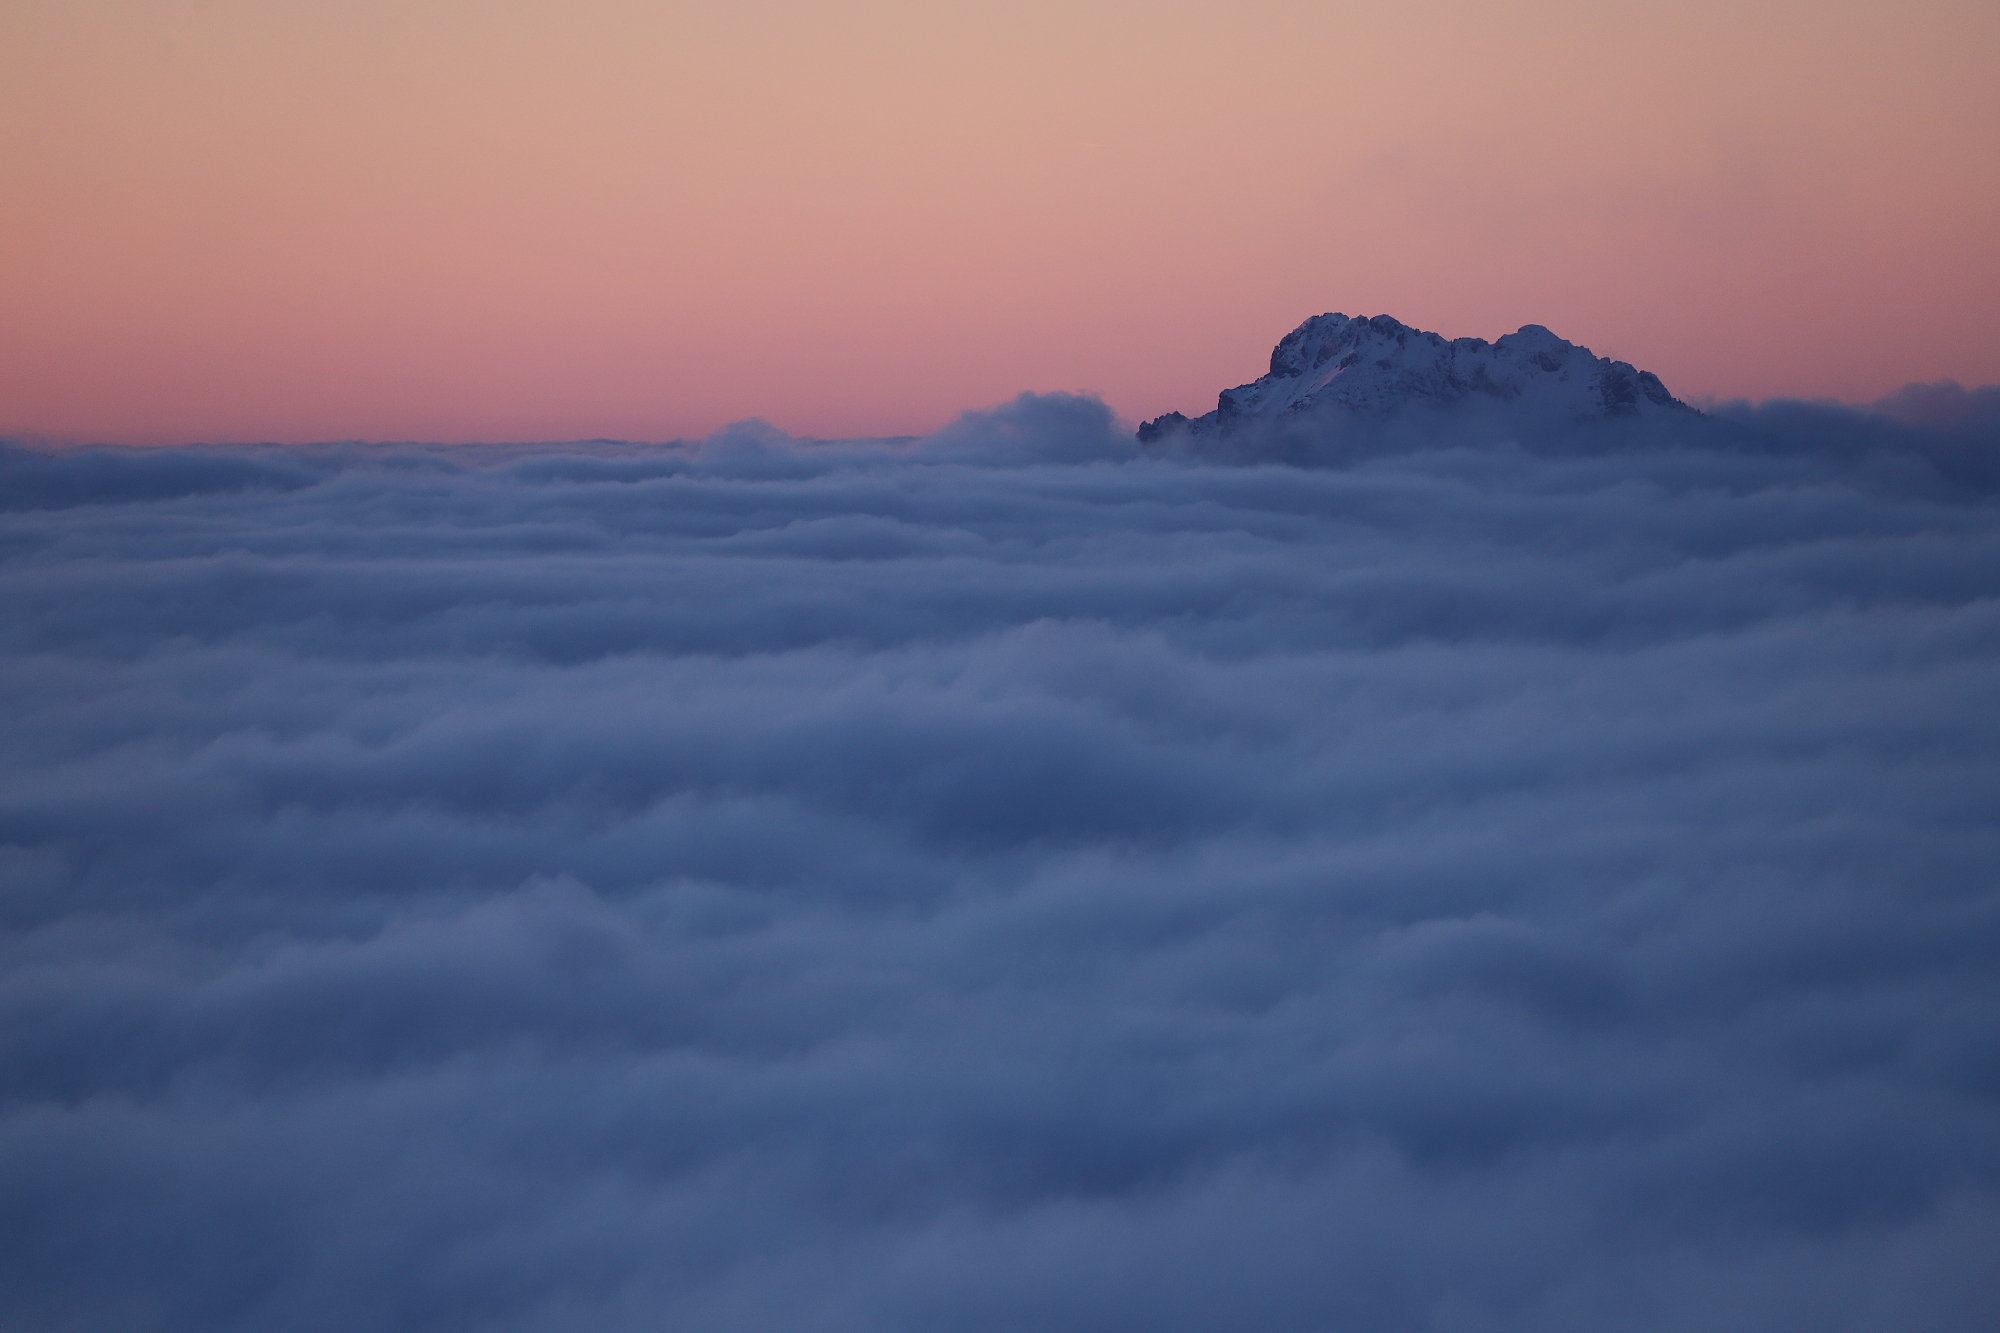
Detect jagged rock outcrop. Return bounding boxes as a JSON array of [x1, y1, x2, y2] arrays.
[[1139, 314, 1694, 440]]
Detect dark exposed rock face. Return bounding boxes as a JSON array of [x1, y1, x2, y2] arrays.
[[1142, 314, 1695, 439]]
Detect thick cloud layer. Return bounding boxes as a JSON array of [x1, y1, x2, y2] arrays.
[[4, 395, 1999, 1332]]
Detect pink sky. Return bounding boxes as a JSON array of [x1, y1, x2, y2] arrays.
[[4, 0, 1997, 445]]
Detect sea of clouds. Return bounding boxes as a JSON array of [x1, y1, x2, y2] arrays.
[[4, 388, 1999, 1332]]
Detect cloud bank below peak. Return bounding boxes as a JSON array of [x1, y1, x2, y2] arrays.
[[2, 388, 1999, 1332]]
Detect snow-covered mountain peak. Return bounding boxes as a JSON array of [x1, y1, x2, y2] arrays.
[[1140, 314, 1694, 440]]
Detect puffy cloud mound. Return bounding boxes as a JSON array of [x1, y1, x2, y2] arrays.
[[3, 391, 1999, 1332]]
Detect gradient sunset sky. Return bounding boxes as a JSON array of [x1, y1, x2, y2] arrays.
[[4, 0, 1997, 444]]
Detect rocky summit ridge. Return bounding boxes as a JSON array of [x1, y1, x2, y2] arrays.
[[1139, 314, 1694, 440]]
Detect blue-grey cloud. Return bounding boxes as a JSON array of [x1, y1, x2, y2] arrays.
[[2, 390, 1998, 1332]]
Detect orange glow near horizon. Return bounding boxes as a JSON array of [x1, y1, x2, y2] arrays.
[[4, 0, 1998, 445]]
